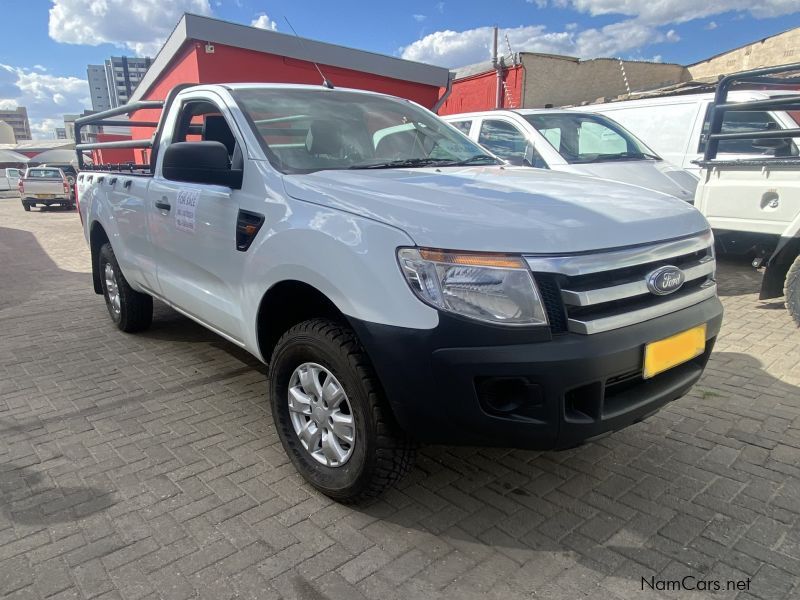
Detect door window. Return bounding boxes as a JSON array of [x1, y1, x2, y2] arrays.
[[478, 119, 548, 168], [478, 120, 545, 167], [169, 100, 242, 180], [449, 120, 472, 135]]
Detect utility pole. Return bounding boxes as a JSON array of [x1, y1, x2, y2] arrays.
[[492, 26, 503, 109]]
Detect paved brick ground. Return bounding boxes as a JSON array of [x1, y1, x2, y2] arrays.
[[0, 195, 798, 600]]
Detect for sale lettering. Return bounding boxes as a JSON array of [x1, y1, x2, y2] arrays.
[[175, 189, 200, 232]]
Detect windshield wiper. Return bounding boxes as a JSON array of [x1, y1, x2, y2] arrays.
[[593, 152, 660, 161], [439, 154, 501, 166], [347, 158, 455, 169]]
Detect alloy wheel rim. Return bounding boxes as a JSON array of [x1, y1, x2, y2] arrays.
[[104, 262, 121, 317], [287, 362, 355, 467]]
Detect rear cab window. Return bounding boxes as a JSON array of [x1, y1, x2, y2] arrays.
[[699, 106, 799, 156], [25, 169, 62, 179]]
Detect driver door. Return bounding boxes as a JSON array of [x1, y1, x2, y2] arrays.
[[148, 92, 248, 342]]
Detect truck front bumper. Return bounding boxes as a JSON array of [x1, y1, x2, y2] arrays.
[[350, 297, 723, 449]]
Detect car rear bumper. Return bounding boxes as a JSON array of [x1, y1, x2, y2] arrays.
[[349, 297, 723, 449]]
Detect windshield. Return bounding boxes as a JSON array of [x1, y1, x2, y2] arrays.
[[233, 88, 499, 173], [523, 112, 660, 164]]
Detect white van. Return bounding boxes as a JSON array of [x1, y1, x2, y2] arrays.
[[443, 109, 698, 201], [577, 91, 800, 174]]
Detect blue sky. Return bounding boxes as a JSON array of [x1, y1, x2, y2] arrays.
[[1, 0, 799, 138]]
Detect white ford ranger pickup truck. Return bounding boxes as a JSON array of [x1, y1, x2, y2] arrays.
[[75, 84, 723, 502]]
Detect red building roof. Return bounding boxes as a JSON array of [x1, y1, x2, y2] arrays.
[[130, 13, 451, 109]]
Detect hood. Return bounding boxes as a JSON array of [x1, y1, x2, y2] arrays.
[[562, 160, 698, 201], [282, 166, 709, 254]]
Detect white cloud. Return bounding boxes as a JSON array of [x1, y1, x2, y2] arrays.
[[705, 21, 718, 30], [0, 64, 90, 139], [412, 14, 427, 22], [436, 2, 445, 13], [48, 0, 213, 56], [29, 118, 64, 140], [251, 13, 277, 31], [564, 0, 799, 25], [401, 0, 799, 68], [400, 21, 665, 67]]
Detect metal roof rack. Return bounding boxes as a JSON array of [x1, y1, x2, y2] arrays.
[[703, 62, 800, 162], [74, 84, 197, 172], [73, 100, 163, 170]]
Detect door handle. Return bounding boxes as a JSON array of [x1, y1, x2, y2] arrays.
[[155, 198, 171, 211], [123, 180, 132, 189]]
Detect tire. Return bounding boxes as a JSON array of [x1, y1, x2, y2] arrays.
[[21, 200, 30, 212], [98, 243, 153, 333], [785, 254, 800, 326], [269, 319, 416, 503]]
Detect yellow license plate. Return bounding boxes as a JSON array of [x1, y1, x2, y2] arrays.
[[643, 324, 707, 379], [35, 194, 55, 199]]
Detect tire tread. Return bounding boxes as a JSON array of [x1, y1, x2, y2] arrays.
[[99, 243, 153, 333], [784, 255, 800, 326], [271, 318, 416, 503]]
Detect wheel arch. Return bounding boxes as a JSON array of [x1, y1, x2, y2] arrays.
[[256, 280, 348, 364], [761, 236, 800, 300], [89, 221, 110, 295]]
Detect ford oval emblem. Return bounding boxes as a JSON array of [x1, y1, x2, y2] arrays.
[[646, 265, 685, 296]]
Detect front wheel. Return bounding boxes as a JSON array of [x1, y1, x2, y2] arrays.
[[785, 255, 800, 326], [21, 199, 30, 212], [98, 243, 153, 333], [269, 319, 416, 503]]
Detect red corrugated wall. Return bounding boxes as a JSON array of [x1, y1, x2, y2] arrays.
[[90, 134, 139, 165], [197, 43, 442, 108], [438, 65, 524, 115]]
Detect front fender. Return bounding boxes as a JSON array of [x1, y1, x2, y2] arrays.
[[239, 199, 439, 355]]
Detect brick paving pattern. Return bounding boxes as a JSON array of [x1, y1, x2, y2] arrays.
[[0, 194, 798, 599]]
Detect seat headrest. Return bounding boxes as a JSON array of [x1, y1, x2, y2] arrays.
[[306, 120, 343, 156], [203, 115, 236, 155]]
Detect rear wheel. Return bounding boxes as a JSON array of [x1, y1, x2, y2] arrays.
[[269, 319, 416, 503], [99, 243, 153, 333], [785, 255, 800, 326]]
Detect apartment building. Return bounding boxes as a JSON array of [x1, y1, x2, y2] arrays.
[[87, 56, 153, 111], [0, 106, 31, 141]]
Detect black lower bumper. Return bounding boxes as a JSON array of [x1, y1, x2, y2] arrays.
[[350, 297, 723, 450]]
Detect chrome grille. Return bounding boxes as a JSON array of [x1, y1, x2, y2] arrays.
[[525, 231, 716, 335]]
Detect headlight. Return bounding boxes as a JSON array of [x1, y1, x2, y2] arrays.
[[397, 248, 548, 326]]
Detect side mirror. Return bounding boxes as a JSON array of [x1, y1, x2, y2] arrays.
[[163, 141, 243, 189]]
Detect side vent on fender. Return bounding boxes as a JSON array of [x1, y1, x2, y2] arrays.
[[236, 209, 265, 252]]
